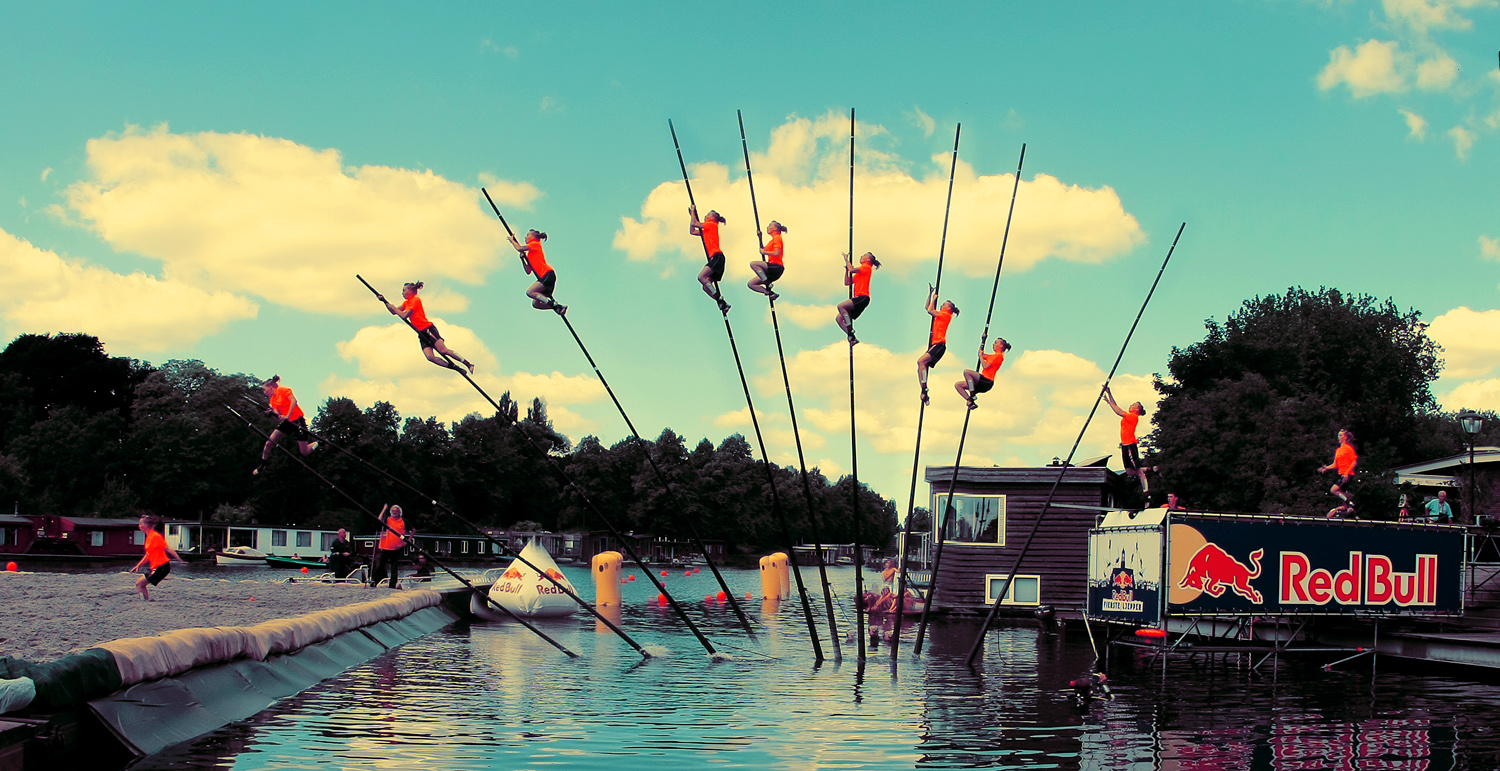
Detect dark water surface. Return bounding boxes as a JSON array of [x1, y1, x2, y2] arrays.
[[118, 565, 1500, 770]]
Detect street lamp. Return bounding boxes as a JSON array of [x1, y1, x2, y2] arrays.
[[1459, 410, 1483, 525]]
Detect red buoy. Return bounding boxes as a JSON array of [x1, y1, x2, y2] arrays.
[[1135, 627, 1167, 638], [661, 570, 668, 577], [684, 570, 691, 577], [656, 593, 667, 605], [4, 562, 16, 572], [717, 590, 727, 601], [300, 567, 309, 574]]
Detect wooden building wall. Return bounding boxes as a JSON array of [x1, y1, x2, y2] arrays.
[[925, 466, 1123, 615]]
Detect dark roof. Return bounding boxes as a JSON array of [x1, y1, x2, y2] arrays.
[[924, 465, 1120, 485], [62, 516, 142, 528], [0, 515, 29, 526]]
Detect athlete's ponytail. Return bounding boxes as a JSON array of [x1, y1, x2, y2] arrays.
[[769, 220, 786, 233], [262, 375, 281, 388], [528, 229, 548, 242], [863, 252, 882, 268], [404, 281, 424, 292]]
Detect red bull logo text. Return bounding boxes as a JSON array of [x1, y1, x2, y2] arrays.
[[1280, 552, 1438, 607], [1179, 544, 1265, 603]]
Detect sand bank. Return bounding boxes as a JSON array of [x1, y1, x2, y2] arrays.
[[0, 571, 387, 663]]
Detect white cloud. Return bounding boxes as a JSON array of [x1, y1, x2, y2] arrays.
[[773, 302, 834, 329], [0, 227, 257, 352], [1318, 40, 1408, 97], [1428, 306, 1500, 379], [1441, 378, 1500, 413], [1448, 125, 1476, 159], [614, 113, 1144, 302], [60, 125, 515, 316], [1481, 235, 1500, 260], [327, 321, 606, 431], [1400, 109, 1429, 139], [749, 340, 1157, 483], [39, 168, 51, 182], [1415, 51, 1460, 90], [481, 38, 519, 59], [1382, 0, 1489, 32], [910, 108, 936, 138]]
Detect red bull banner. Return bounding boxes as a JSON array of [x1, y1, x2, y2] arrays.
[[1167, 513, 1463, 616], [1087, 510, 1166, 625]]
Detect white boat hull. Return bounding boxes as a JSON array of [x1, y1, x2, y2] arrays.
[[215, 547, 267, 565]]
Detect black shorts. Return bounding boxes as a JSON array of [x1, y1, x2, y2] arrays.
[[973, 375, 994, 394], [1335, 474, 1352, 490], [924, 341, 947, 364], [536, 270, 557, 295], [848, 294, 870, 321], [1121, 443, 1141, 471], [706, 252, 726, 282], [145, 562, 170, 586], [764, 263, 785, 282], [416, 324, 441, 349], [276, 416, 311, 442]]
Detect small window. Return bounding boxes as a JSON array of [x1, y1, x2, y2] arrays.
[[133, 530, 146, 546], [272, 530, 287, 547], [985, 574, 1041, 606], [932, 493, 1006, 545], [296, 531, 312, 548], [90, 531, 104, 547], [462, 541, 470, 554], [168, 524, 179, 536], [321, 533, 337, 551]]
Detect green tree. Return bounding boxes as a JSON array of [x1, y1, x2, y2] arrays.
[[1151, 287, 1442, 517]]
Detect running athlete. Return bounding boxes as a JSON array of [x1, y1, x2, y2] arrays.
[[1102, 385, 1150, 495], [836, 251, 881, 345], [688, 205, 731, 313], [1318, 428, 1359, 518], [748, 220, 787, 301], [254, 375, 319, 476], [131, 514, 182, 601], [509, 229, 566, 315], [381, 282, 475, 373], [955, 337, 1011, 409], [916, 285, 959, 405]]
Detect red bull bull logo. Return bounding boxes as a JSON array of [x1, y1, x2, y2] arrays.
[[1179, 543, 1265, 604]]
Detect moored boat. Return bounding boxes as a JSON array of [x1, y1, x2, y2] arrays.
[[265, 555, 329, 570], [214, 546, 267, 565]]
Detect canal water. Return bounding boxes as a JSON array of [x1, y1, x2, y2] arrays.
[[108, 563, 1500, 770]]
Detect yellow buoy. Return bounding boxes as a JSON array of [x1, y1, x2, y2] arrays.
[[593, 551, 623, 606], [769, 552, 790, 598], [759, 554, 779, 599]]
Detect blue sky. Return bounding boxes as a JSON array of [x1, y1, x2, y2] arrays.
[[3, 1, 1499, 508]]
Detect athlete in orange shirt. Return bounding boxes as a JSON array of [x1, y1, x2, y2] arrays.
[[132, 514, 182, 600], [688, 205, 731, 313], [917, 285, 959, 405], [748, 220, 787, 301], [836, 252, 882, 345], [955, 337, 1011, 409], [382, 282, 475, 374], [371, 503, 411, 589], [509, 229, 566, 316], [254, 375, 319, 476], [1318, 429, 1359, 518], [1102, 385, 1151, 495]]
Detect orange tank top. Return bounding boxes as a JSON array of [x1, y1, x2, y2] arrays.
[[701, 218, 721, 256], [1335, 443, 1357, 475], [270, 386, 304, 422], [379, 517, 406, 551], [145, 530, 169, 569], [852, 264, 873, 297], [981, 350, 1005, 379], [1120, 412, 1140, 446], [930, 308, 954, 345], [765, 233, 783, 266], [401, 296, 432, 331], [525, 239, 552, 276]]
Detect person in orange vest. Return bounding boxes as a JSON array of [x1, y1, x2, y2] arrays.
[[509, 229, 566, 316], [381, 282, 475, 374], [917, 285, 959, 405], [131, 513, 183, 601], [836, 251, 881, 345], [1318, 429, 1359, 518], [955, 337, 1010, 409], [1102, 385, 1150, 495], [688, 205, 730, 313], [371, 504, 412, 589], [254, 375, 319, 476], [747, 221, 787, 301]]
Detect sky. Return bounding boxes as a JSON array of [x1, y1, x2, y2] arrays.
[[2, 1, 1499, 513]]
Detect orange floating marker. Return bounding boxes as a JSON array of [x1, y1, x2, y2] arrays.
[[628, 575, 635, 581], [4, 562, 16, 572], [300, 567, 309, 574], [1135, 627, 1167, 638], [248, 597, 257, 602], [684, 570, 691, 577], [745, 592, 752, 599], [717, 590, 727, 601], [661, 570, 668, 577], [705, 594, 713, 602], [656, 593, 667, 605]]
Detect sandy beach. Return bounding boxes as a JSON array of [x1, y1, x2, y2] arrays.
[[0, 571, 388, 663]]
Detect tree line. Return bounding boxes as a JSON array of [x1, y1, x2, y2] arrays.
[[0, 333, 896, 557]]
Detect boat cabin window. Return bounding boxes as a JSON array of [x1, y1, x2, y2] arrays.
[[296, 531, 312, 548], [932, 493, 1006, 545], [133, 530, 146, 546], [272, 530, 287, 547], [321, 533, 337, 551], [985, 574, 1040, 605]]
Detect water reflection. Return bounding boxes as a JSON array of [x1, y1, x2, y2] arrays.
[[125, 566, 1500, 770]]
